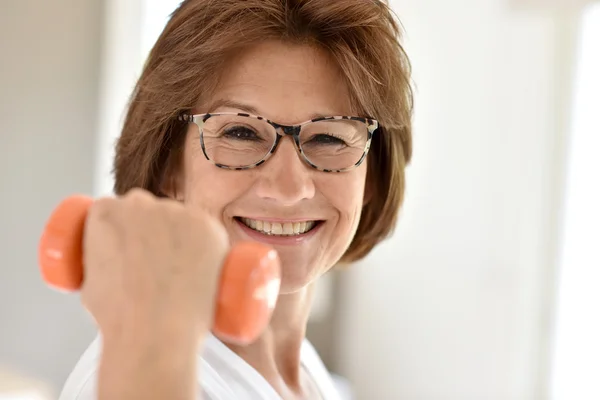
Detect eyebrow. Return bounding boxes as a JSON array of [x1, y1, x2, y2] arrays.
[[205, 98, 336, 120]]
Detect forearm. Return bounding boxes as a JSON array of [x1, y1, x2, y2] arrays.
[[97, 324, 204, 400]]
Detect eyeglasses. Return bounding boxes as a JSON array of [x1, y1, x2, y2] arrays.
[[178, 112, 378, 173]]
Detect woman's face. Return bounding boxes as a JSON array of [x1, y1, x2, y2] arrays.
[[177, 40, 368, 293]]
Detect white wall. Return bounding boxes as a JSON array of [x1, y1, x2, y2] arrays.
[[334, 1, 579, 399], [0, 0, 103, 395]]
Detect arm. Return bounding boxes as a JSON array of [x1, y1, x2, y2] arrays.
[[96, 321, 205, 400], [58, 191, 230, 400]]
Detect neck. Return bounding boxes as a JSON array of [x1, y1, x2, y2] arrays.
[[225, 283, 316, 394]]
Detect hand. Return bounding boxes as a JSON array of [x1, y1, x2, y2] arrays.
[[81, 188, 229, 344], [79, 188, 228, 400]]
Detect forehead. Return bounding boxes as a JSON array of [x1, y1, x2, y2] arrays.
[[199, 40, 355, 124]]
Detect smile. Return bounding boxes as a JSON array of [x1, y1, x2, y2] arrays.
[[235, 217, 321, 236]]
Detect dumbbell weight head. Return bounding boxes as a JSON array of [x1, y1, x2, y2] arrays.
[[38, 195, 281, 345]]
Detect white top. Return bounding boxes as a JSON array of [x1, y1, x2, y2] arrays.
[[58, 334, 342, 400]]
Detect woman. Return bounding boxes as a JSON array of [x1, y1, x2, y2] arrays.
[[58, 0, 412, 399]]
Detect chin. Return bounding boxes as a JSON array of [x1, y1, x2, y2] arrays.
[[276, 260, 323, 295]]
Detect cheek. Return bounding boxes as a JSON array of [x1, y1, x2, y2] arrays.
[[181, 147, 249, 209], [320, 171, 366, 225], [317, 175, 365, 265]]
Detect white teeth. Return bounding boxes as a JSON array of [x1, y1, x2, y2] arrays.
[[283, 223, 294, 235], [240, 218, 317, 236], [271, 223, 283, 235]]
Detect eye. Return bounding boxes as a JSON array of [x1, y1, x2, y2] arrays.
[[308, 133, 347, 145], [222, 126, 263, 141]]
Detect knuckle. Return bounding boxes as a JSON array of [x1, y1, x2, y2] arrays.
[[160, 196, 185, 213], [88, 196, 117, 221], [124, 187, 154, 203], [163, 198, 195, 222], [122, 188, 157, 211], [191, 210, 228, 245]]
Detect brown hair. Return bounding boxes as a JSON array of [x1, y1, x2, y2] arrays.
[[113, 0, 413, 263]]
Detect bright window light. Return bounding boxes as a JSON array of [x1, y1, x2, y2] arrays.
[[141, 0, 182, 61], [550, 3, 600, 399]]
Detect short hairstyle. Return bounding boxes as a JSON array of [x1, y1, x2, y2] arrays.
[[113, 0, 413, 263]]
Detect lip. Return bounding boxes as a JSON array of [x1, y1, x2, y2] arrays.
[[234, 218, 323, 245], [237, 216, 323, 223]]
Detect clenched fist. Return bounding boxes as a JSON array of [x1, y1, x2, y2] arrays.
[[69, 188, 232, 399], [81, 188, 229, 347]]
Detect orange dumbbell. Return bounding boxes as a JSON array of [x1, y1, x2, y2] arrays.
[[38, 195, 281, 345]]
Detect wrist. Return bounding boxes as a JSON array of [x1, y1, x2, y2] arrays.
[[97, 317, 207, 400], [98, 330, 205, 400]]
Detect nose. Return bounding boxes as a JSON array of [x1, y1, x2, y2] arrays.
[[254, 137, 316, 206]]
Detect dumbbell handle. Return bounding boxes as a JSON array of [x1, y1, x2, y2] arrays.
[[38, 195, 281, 345]]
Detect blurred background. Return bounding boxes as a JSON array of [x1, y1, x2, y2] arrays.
[[1, 0, 599, 399]]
